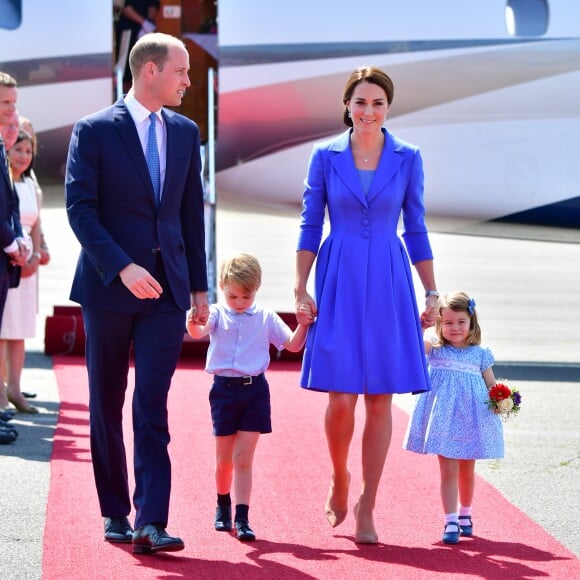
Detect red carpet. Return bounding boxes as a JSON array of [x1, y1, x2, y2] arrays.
[[43, 357, 579, 579]]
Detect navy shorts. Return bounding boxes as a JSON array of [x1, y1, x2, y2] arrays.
[[209, 373, 272, 436]]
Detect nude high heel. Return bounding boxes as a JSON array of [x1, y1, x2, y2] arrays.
[[324, 472, 350, 528], [7, 392, 39, 414], [353, 500, 378, 544]]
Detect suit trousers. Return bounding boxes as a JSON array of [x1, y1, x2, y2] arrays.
[[82, 261, 186, 529]]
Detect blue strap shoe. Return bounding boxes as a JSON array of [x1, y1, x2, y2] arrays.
[[459, 516, 473, 536], [442, 521, 460, 544]]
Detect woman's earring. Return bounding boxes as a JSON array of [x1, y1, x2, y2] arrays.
[[347, 109, 351, 118]]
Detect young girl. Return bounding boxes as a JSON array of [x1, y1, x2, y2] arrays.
[[403, 291, 504, 544], [186, 253, 313, 541]]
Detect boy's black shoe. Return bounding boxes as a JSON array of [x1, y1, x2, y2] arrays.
[[214, 505, 232, 532], [235, 518, 256, 541]]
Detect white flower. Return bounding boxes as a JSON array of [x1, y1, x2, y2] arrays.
[[497, 397, 514, 413]]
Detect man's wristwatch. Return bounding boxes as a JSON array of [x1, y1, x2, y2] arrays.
[[425, 290, 439, 298]]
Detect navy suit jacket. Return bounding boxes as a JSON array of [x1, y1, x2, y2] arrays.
[[65, 99, 207, 313], [0, 142, 22, 277]]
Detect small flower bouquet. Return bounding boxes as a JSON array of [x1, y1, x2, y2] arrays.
[[486, 381, 522, 420]]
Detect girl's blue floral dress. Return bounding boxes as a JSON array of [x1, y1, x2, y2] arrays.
[[403, 343, 504, 459]]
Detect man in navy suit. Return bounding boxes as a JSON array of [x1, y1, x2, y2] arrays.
[[0, 72, 26, 439], [65, 34, 209, 554], [0, 74, 26, 331]]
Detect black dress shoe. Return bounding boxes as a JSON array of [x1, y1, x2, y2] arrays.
[[132, 524, 184, 554], [0, 429, 17, 444], [214, 505, 232, 532], [235, 518, 256, 542], [104, 516, 133, 543]]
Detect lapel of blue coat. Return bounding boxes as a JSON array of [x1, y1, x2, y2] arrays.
[[330, 130, 368, 207], [329, 128, 404, 207], [366, 129, 404, 204], [113, 99, 155, 202]]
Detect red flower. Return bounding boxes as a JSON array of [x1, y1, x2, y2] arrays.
[[488, 383, 511, 402], [486, 380, 522, 421]]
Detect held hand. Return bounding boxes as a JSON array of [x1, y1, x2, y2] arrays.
[[190, 292, 209, 325], [8, 238, 28, 267], [18, 236, 32, 254], [421, 295, 439, 328], [297, 302, 315, 326], [420, 311, 435, 329], [21, 254, 40, 278], [8, 252, 26, 267], [119, 263, 163, 299], [295, 292, 317, 326]]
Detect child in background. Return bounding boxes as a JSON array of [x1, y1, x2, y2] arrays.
[[186, 253, 313, 541], [403, 291, 504, 544]]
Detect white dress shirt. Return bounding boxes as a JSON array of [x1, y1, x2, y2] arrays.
[[124, 91, 167, 200]]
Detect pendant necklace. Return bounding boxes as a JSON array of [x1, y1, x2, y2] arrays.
[[359, 145, 376, 163], [353, 135, 383, 163]]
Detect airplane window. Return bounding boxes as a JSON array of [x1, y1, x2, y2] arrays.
[[505, 0, 549, 36]]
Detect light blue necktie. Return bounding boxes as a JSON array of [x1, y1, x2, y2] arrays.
[[146, 112, 161, 207]]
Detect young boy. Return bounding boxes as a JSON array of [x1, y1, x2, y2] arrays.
[[186, 253, 313, 541]]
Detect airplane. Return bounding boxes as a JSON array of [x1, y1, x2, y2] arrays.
[[215, 0, 580, 229], [1, 0, 579, 231]]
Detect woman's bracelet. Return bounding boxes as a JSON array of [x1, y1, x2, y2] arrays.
[[29, 252, 42, 262]]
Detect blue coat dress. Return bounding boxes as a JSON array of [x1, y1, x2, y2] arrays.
[[297, 129, 433, 395]]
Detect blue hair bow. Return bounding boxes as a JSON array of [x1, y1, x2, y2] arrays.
[[467, 298, 476, 315]]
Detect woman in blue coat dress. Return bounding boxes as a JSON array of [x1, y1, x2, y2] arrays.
[[295, 66, 439, 544]]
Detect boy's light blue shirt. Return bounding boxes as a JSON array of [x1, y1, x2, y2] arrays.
[[205, 303, 292, 377]]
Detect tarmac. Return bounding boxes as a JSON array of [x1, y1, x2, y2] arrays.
[[1, 185, 579, 579]]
